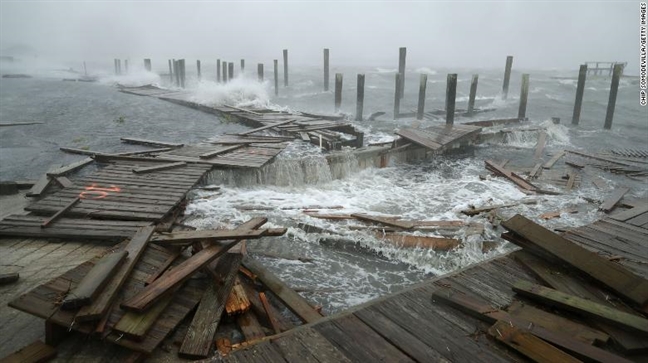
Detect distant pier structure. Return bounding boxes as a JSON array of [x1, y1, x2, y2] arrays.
[[585, 61, 626, 76]]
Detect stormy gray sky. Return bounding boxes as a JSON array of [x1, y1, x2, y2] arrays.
[[0, 1, 641, 72]]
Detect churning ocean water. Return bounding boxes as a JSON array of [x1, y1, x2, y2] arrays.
[[1, 58, 646, 314]]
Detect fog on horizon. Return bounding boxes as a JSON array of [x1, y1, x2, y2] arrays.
[[0, 1, 642, 73]]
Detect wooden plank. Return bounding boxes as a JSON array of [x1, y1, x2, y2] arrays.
[[486, 160, 537, 191], [374, 232, 460, 250], [144, 249, 181, 285], [534, 131, 547, 159], [75, 225, 155, 322], [226, 278, 251, 315], [351, 213, 414, 229], [53, 177, 74, 189], [112, 293, 175, 341], [488, 320, 582, 363], [120, 137, 183, 148], [566, 171, 577, 190], [199, 144, 245, 159], [600, 188, 630, 213], [238, 119, 296, 135], [462, 200, 537, 216], [395, 128, 442, 150], [237, 311, 266, 341], [150, 229, 268, 245], [47, 158, 94, 177], [132, 162, 187, 174], [566, 150, 634, 167], [502, 214, 648, 308], [61, 251, 128, 310], [271, 328, 352, 363], [242, 257, 322, 323], [529, 163, 543, 179], [512, 280, 648, 335], [0, 272, 20, 285], [543, 151, 566, 169], [179, 253, 243, 359], [121, 241, 240, 312], [0, 340, 57, 363], [26, 164, 61, 197], [40, 197, 80, 228]]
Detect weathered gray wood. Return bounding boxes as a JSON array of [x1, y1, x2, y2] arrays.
[[600, 187, 630, 213], [416, 74, 427, 120], [150, 229, 268, 245], [61, 251, 128, 310], [132, 161, 186, 174], [467, 74, 479, 116], [273, 59, 278, 95], [0, 272, 19, 285], [518, 73, 529, 120], [228, 62, 234, 80], [238, 119, 295, 135], [334, 73, 343, 113], [217, 59, 221, 82], [196, 60, 201, 80], [179, 254, 243, 359], [283, 49, 288, 87], [199, 145, 245, 159], [0, 340, 57, 363], [120, 137, 183, 148], [323, 48, 330, 92], [502, 55, 513, 99], [242, 257, 322, 323], [26, 164, 61, 197], [40, 197, 80, 228], [398, 47, 406, 98], [355, 74, 365, 121], [222, 61, 228, 83], [53, 176, 74, 189], [240, 59, 244, 73], [47, 158, 93, 177], [604, 63, 623, 130], [257, 63, 263, 82], [446, 73, 457, 125], [351, 213, 414, 229], [572, 64, 588, 125], [513, 280, 648, 335], [393, 73, 400, 119], [168, 59, 173, 82]]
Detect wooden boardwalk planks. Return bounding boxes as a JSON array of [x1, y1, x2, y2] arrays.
[[121, 137, 183, 148], [132, 161, 187, 174], [600, 187, 631, 213], [396, 124, 481, 151], [150, 229, 268, 246], [0, 215, 151, 240], [351, 213, 414, 229], [0, 340, 57, 363]]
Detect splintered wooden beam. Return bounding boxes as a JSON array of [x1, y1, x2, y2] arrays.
[[61, 251, 128, 310], [26, 164, 61, 197], [76, 225, 155, 322], [259, 291, 291, 334], [462, 200, 537, 216], [242, 257, 323, 324], [351, 214, 414, 229], [488, 320, 582, 363], [41, 197, 80, 228], [132, 161, 186, 174], [543, 151, 566, 169], [534, 131, 547, 160], [374, 232, 460, 251], [0, 340, 57, 363], [121, 241, 240, 313], [112, 292, 175, 341], [150, 229, 268, 246], [179, 253, 243, 359], [144, 249, 182, 286], [513, 280, 648, 335], [225, 277, 251, 316], [237, 119, 296, 135], [53, 176, 74, 189], [120, 137, 184, 148], [47, 158, 93, 177], [599, 187, 630, 213], [502, 214, 648, 308], [199, 145, 245, 159], [485, 160, 537, 191]]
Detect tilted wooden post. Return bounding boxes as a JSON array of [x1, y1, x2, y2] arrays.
[[393, 73, 401, 119], [323, 48, 330, 91], [258, 63, 264, 82], [416, 74, 427, 120], [398, 47, 406, 99], [196, 60, 201, 81], [518, 74, 530, 120], [217, 59, 221, 83], [572, 64, 588, 125], [467, 74, 479, 116], [356, 74, 365, 121], [446, 73, 457, 125], [168, 60, 173, 83], [144, 59, 151, 72], [283, 49, 289, 87], [273, 59, 279, 96], [502, 55, 513, 99], [604, 63, 623, 130], [228, 62, 234, 81], [240, 59, 245, 73], [334, 73, 343, 113], [222, 61, 228, 83]]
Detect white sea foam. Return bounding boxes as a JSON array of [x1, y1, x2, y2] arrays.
[[189, 78, 271, 108], [99, 70, 161, 88], [415, 67, 437, 75]]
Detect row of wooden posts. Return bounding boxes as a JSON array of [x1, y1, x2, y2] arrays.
[[114, 49, 623, 129]]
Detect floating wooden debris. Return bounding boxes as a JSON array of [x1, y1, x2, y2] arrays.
[[599, 187, 630, 213], [485, 160, 537, 191], [26, 164, 61, 197], [543, 151, 565, 169], [539, 208, 577, 220], [351, 213, 414, 229], [374, 232, 461, 250], [150, 229, 270, 246], [609, 148, 648, 158], [462, 199, 536, 216], [533, 131, 547, 160], [121, 137, 184, 148], [396, 124, 481, 152], [47, 158, 94, 177], [0, 272, 19, 285]]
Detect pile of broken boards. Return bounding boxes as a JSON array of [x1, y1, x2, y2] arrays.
[[4, 217, 328, 361], [433, 212, 648, 363]]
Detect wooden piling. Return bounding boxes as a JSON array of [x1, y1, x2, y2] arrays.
[[114, 59, 118, 75], [144, 59, 151, 72], [173, 60, 180, 87], [222, 61, 228, 83], [168, 60, 173, 82], [398, 47, 406, 98], [604, 63, 623, 130], [83, 61, 87, 76], [217, 59, 221, 82], [258, 63, 264, 82], [240, 59, 245, 73], [393, 73, 401, 119], [334, 73, 343, 113], [356, 74, 365, 121], [180, 59, 186, 88], [467, 74, 479, 116], [196, 60, 201, 81], [124, 60, 128, 74], [446, 73, 457, 125], [502, 55, 513, 99], [228, 62, 234, 81], [273, 60, 279, 96], [323, 48, 330, 91], [518, 74, 530, 120], [283, 49, 288, 87], [572, 65, 587, 125], [416, 74, 427, 120]]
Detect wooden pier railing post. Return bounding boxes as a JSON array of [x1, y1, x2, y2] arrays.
[[467, 74, 479, 116], [518, 74, 529, 120], [144, 59, 151, 72], [502, 55, 513, 99], [273, 59, 279, 96], [168, 60, 173, 83], [334, 73, 343, 112], [416, 74, 427, 120], [393, 73, 401, 119], [604, 63, 623, 130], [324, 48, 330, 91], [356, 74, 365, 121], [398, 47, 406, 99], [228, 62, 234, 81], [572, 64, 587, 125], [240, 59, 245, 73], [446, 73, 457, 125], [258, 64, 264, 82], [222, 61, 228, 83], [217, 59, 221, 83], [283, 49, 289, 87], [196, 60, 201, 81]]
